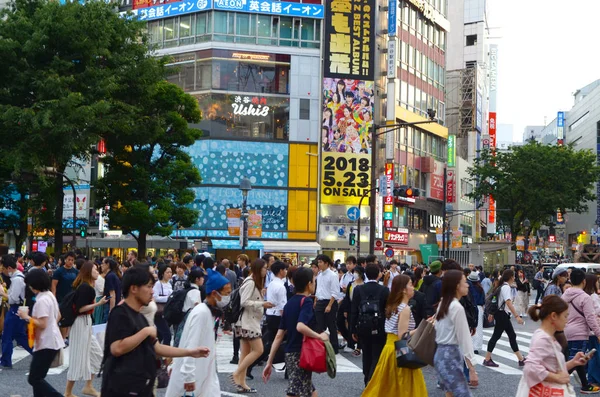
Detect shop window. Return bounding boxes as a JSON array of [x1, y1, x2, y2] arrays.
[[195, 93, 290, 141], [299, 99, 310, 120], [214, 11, 228, 34], [209, 58, 289, 94]]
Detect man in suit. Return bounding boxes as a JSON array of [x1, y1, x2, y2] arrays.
[[351, 264, 390, 386]]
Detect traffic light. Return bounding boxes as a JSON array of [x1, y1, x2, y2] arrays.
[[79, 225, 87, 238], [349, 232, 356, 246], [393, 185, 412, 197]]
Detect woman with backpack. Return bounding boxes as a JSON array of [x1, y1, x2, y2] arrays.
[[262, 267, 329, 397], [434, 270, 478, 397], [483, 269, 526, 368], [231, 259, 274, 393], [360, 274, 427, 396], [65, 261, 109, 397]]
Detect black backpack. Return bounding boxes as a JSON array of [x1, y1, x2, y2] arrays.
[[163, 286, 193, 326], [460, 295, 478, 329], [223, 280, 249, 325], [356, 286, 383, 335], [484, 286, 505, 317], [59, 289, 78, 327]]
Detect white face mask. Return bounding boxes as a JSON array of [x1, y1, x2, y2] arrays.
[[216, 293, 230, 308]]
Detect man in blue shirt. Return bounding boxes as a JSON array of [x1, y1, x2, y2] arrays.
[[0, 255, 33, 368], [51, 251, 78, 303]]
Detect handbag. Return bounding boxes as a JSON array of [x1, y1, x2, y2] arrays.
[[297, 297, 327, 373], [0, 301, 7, 335], [515, 339, 575, 397], [395, 332, 427, 369], [156, 283, 167, 315], [156, 359, 170, 389], [50, 349, 64, 368], [407, 315, 437, 366]]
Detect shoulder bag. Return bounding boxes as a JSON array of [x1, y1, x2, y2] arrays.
[[407, 315, 437, 366], [395, 332, 427, 369], [298, 297, 327, 373], [514, 340, 575, 397]]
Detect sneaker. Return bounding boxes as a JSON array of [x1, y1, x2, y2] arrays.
[[483, 359, 499, 367], [230, 356, 239, 365], [352, 349, 362, 357], [474, 350, 479, 355], [581, 385, 600, 394], [343, 346, 354, 353]]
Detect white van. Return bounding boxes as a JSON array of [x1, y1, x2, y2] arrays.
[[555, 263, 600, 274]]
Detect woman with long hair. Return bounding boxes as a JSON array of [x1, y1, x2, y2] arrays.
[[515, 269, 531, 317], [483, 269, 525, 368], [361, 275, 427, 396], [100, 257, 122, 316], [519, 296, 588, 394], [231, 259, 274, 393], [92, 261, 106, 325], [153, 263, 173, 345], [65, 261, 108, 397], [434, 270, 478, 397], [414, 266, 424, 291]]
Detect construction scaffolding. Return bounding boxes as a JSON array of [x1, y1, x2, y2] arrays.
[[445, 67, 478, 160]]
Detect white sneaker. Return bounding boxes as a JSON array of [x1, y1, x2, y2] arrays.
[[343, 346, 354, 353]]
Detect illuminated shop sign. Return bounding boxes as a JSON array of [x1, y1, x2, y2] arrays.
[[231, 53, 271, 61], [232, 96, 270, 117]]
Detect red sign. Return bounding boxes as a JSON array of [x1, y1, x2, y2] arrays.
[[98, 139, 106, 154], [488, 196, 496, 223], [384, 220, 393, 228], [384, 231, 409, 245], [384, 196, 393, 205], [374, 240, 384, 250], [32, 241, 38, 251], [489, 112, 497, 154], [446, 170, 455, 203], [132, 0, 182, 9], [549, 235, 556, 243]]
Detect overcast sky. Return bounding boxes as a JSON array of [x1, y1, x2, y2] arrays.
[[487, 0, 600, 142]]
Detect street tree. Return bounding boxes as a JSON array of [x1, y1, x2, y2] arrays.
[[468, 141, 600, 241], [95, 61, 202, 255], [0, 0, 151, 253]]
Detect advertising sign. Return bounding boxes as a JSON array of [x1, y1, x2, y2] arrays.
[[126, 0, 324, 22], [321, 78, 374, 205], [557, 111, 565, 146], [323, 0, 376, 81], [384, 229, 409, 245], [133, 0, 181, 10], [419, 244, 438, 264], [446, 170, 455, 203], [387, 39, 397, 79], [226, 208, 241, 236], [63, 192, 89, 219], [247, 209, 263, 238], [430, 160, 444, 201], [447, 135, 456, 167], [388, 0, 397, 36], [451, 227, 463, 248]]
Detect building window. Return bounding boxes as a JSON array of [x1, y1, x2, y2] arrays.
[[466, 34, 477, 46], [299, 99, 310, 120], [195, 93, 290, 141]]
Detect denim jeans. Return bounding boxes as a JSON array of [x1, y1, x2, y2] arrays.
[[568, 339, 590, 387], [589, 337, 600, 385]]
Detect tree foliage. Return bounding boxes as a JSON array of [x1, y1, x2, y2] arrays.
[[95, 60, 203, 255], [468, 142, 600, 240]]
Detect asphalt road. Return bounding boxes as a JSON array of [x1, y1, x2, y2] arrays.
[[1, 314, 591, 397]]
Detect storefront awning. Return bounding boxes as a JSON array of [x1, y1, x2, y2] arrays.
[[262, 241, 321, 255]]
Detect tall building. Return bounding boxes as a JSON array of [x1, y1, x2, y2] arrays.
[[444, 0, 510, 266], [118, 0, 325, 263]]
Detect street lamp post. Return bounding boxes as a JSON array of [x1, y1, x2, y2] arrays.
[[239, 178, 252, 253], [523, 218, 531, 256], [356, 186, 379, 258]]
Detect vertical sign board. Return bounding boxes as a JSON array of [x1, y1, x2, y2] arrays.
[[447, 135, 456, 167], [384, 163, 394, 228], [321, 0, 375, 206], [388, 0, 397, 36], [446, 170, 455, 203], [557, 111, 565, 146], [487, 112, 497, 234], [387, 39, 397, 79], [487, 44, 499, 236], [476, 90, 483, 133]]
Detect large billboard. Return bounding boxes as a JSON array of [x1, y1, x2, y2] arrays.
[[323, 0, 376, 81], [321, 0, 375, 207]]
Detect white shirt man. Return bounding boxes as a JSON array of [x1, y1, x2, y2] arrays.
[[266, 275, 287, 317], [316, 267, 342, 301]]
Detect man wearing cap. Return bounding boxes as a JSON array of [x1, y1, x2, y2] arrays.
[[421, 260, 442, 308], [166, 268, 232, 397]]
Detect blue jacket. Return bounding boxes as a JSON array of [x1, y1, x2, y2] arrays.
[[468, 281, 485, 306]]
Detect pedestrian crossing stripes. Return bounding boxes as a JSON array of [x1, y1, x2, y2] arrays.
[[473, 329, 532, 376], [12, 332, 363, 375]]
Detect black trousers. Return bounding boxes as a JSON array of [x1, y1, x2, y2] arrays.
[[336, 308, 355, 349], [487, 311, 519, 353], [360, 338, 385, 385], [155, 314, 171, 346], [28, 349, 63, 397], [535, 285, 545, 305], [233, 335, 240, 357], [315, 300, 339, 353], [250, 314, 281, 371]]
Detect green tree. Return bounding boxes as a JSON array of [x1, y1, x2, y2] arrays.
[[0, 0, 150, 253], [95, 67, 202, 255], [468, 142, 600, 241]]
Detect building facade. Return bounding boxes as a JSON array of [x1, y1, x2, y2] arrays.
[[123, 0, 325, 263]]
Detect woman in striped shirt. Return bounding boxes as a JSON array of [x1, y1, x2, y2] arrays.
[[361, 274, 427, 396]]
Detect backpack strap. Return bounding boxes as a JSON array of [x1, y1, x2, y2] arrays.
[[569, 300, 586, 319]]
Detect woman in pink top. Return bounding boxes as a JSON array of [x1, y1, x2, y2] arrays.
[[17, 269, 65, 397], [522, 295, 588, 394]]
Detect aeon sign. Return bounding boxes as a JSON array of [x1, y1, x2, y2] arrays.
[[232, 96, 270, 117]]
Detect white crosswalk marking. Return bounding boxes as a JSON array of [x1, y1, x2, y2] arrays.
[[477, 329, 535, 375]]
